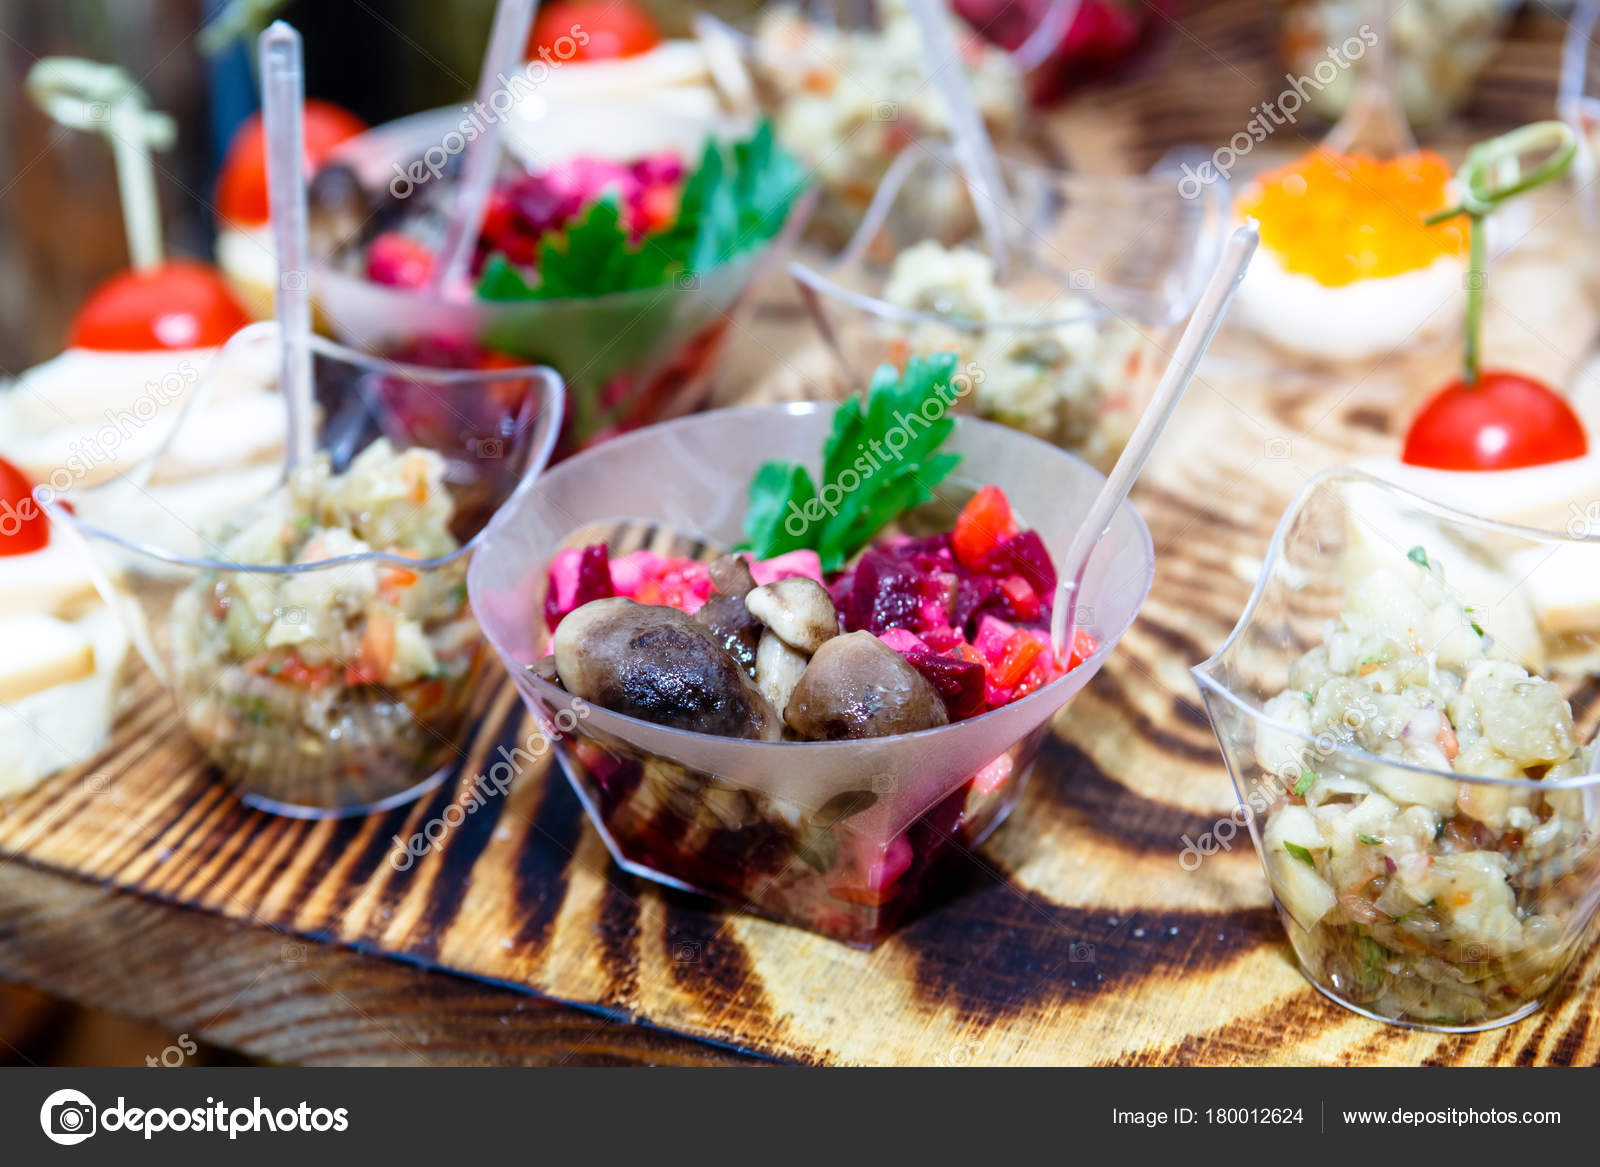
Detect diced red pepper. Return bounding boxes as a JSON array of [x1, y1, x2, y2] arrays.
[[276, 654, 335, 688], [951, 485, 1018, 569], [1068, 628, 1096, 669]]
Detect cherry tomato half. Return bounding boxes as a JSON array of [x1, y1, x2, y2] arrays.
[[215, 99, 367, 226], [68, 259, 251, 352], [0, 457, 48, 557], [1402, 370, 1588, 471], [528, 0, 662, 62]]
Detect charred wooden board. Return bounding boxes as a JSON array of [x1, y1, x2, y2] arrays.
[[2, 0, 1599, 1065]]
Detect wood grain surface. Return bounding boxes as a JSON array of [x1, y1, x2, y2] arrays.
[[3, 0, 1599, 1066]]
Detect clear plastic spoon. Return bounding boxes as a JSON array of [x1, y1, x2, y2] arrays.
[[25, 58, 176, 270], [906, 0, 1014, 274], [1321, 0, 1414, 158], [1051, 222, 1260, 665], [259, 20, 315, 469], [432, 0, 541, 297]]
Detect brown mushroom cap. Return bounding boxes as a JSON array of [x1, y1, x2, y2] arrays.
[[745, 576, 839, 654], [784, 631, 950, 741], [553, 598, 783, 740]]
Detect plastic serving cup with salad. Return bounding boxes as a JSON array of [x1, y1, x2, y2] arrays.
[[790, 140, 1225, 473], [53, 324, 565, 818], [1195, 471, 1600, 1030], [468, 353, 1155, 945], [305, 101, 811, 457]]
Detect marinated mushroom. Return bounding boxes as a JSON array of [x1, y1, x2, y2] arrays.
[[707, 553, 758, 600], [784, 631, 949, 740], [553, 598, 783, 740], [695, 554, 763, 675], [745, 576, 839, 654], [754, 629, 809, 715]]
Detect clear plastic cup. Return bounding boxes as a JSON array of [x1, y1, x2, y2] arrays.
[[50, 322, 565, 818], [307, 103, 810, 456], [789, 141, 1227, 471], [696, 0, 1046, 244], [467, 403, 1154, 945], [1193, 470, 1600, 1030]]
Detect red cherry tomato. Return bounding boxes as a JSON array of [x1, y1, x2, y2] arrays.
[[0, 457, 48, 557], [1402, 371, 1589, 471], [528, 0, 662, 62], [68, 260, 251, 352], [215, 99, 367, 226]]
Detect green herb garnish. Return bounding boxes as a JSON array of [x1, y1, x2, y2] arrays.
[[477, 120, 805, 302], [1292, 769, 1319, 797], [741, 353, 964, 570], [1407, 546, 1430, 569], [1470, 621, 1485, 637], [1283, 841, 1316, 867], [1357, 934, 1390, 991], [1357, 833, 1381, 845]]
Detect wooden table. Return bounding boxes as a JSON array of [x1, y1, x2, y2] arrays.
[[3, 1, 1599, 1067]]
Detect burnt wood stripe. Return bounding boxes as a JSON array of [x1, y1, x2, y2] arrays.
[[511, 767, 585, 950], [1035, 735, 1226, 855]]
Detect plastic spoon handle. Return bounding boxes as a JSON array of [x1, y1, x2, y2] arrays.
[[905, 0, 1013, 274], [1050, 222, 1259, 664], [1322, 0, 1414, 158], [259, 20, 315, 469], [433, 0, 540, 297]]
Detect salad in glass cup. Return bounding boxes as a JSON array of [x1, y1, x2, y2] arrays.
[[696, 0, 1041, 244], [52, 323, 564, 817], [306, 100, 810, 455], [469, 355, 1155, 944], [790, 141, 1226, 471], [1194, 471, 1600, 1029]]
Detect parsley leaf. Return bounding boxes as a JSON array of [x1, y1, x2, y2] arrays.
[[1407, 546, 1430, 569], [1283, 841, 1316, 867], [741, 353, 964, 570], [1292, 769, 1319, 796], [1357, 833, 1381, 845], [476, 120, 805, 302]]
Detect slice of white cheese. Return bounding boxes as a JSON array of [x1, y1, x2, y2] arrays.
[[0, 605, 128, 799], [0, 539, 100, 617], [0, 613, 95, 703]]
